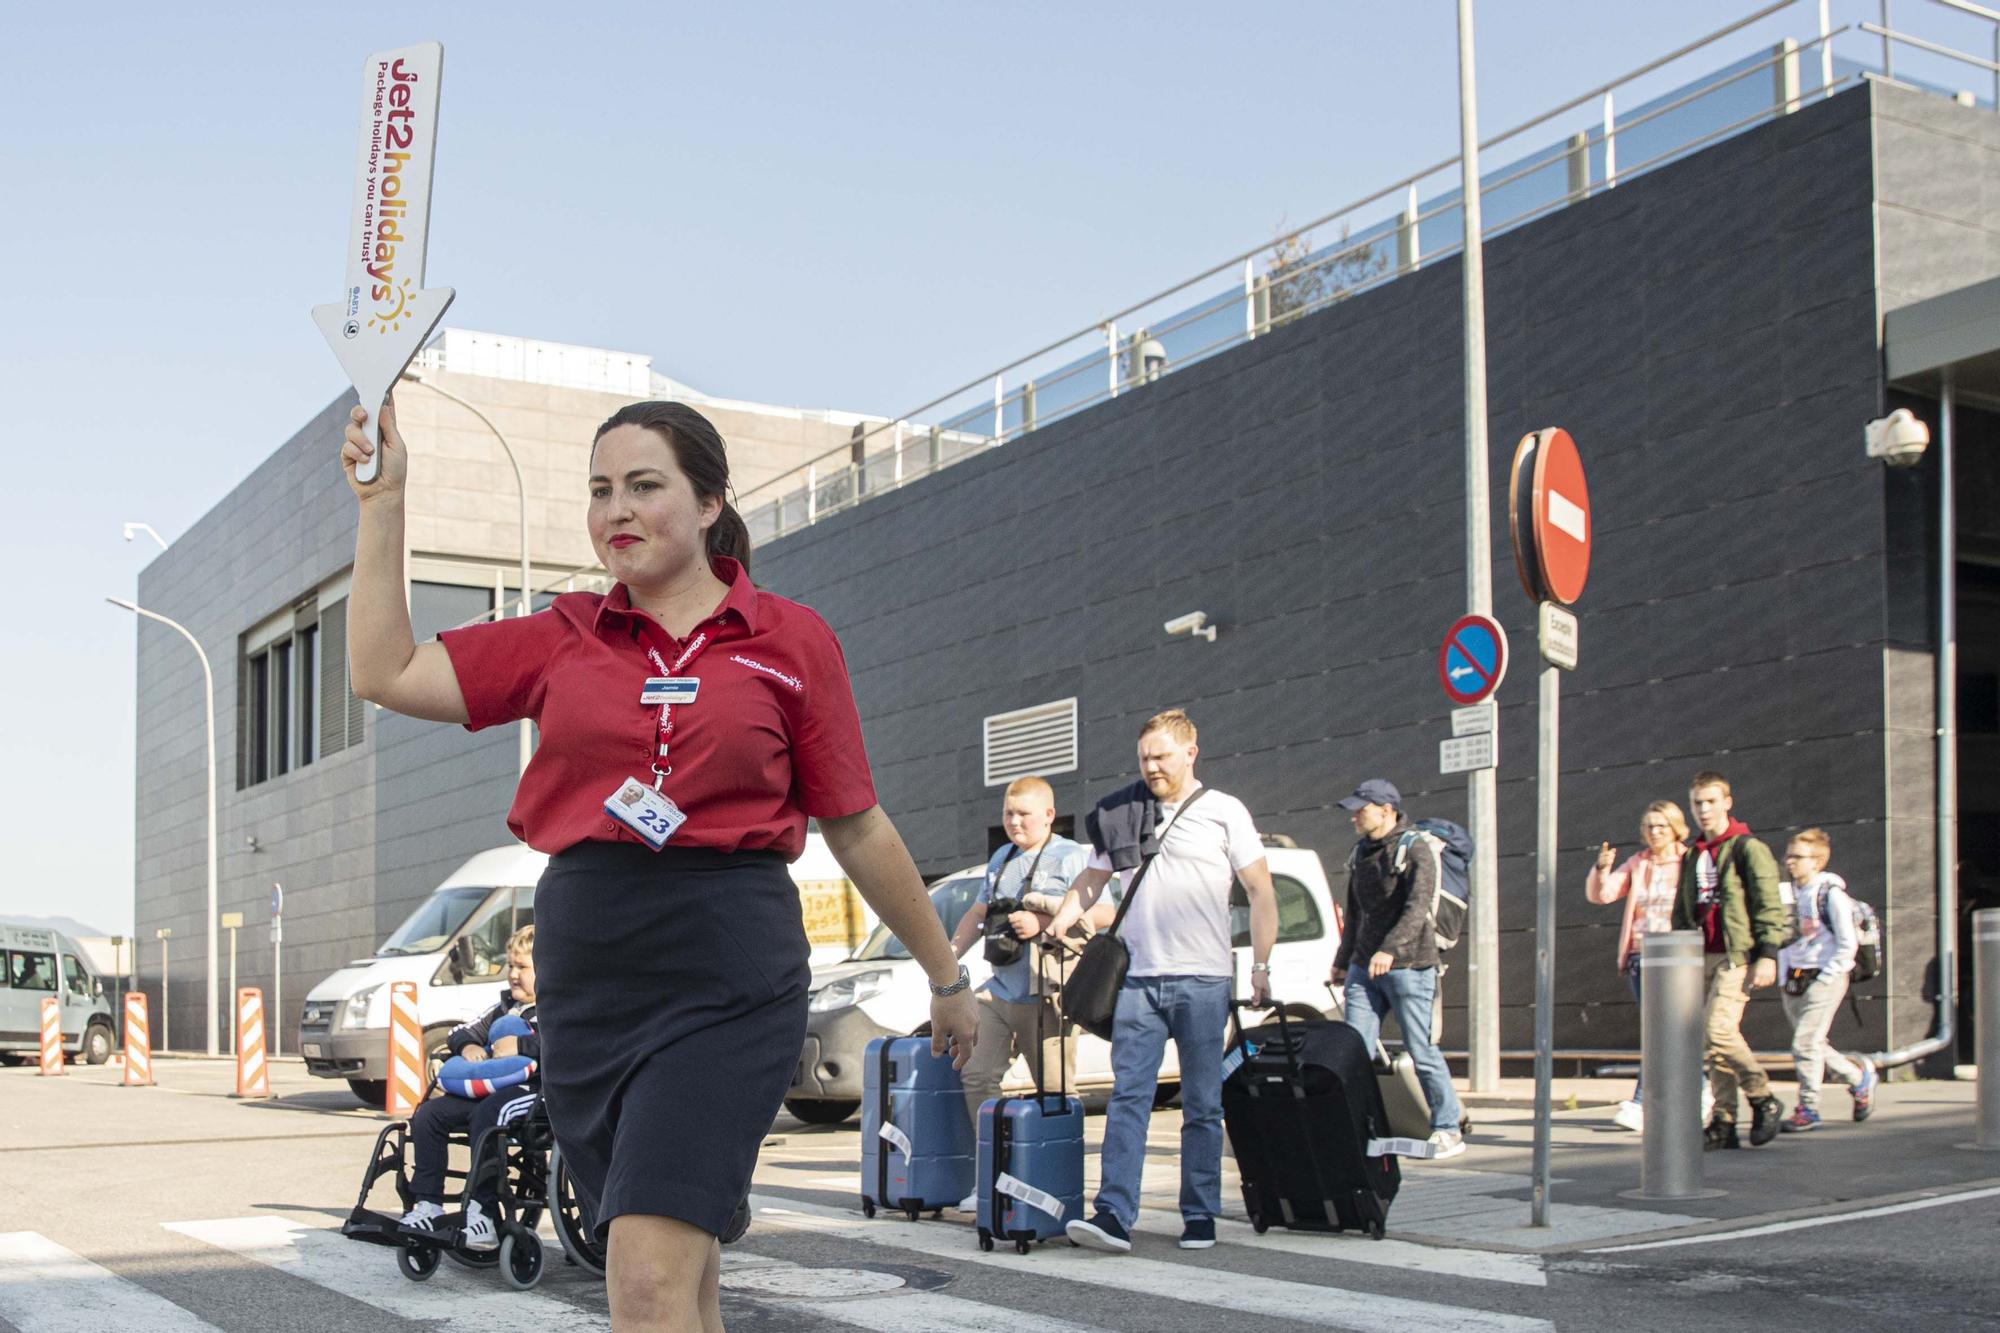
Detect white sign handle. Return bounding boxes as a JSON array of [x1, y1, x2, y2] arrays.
[[311, 42, 455, 483]]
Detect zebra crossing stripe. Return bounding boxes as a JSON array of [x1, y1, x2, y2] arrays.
[[747, 1194, 1555, 1333], [0, 1233, 219, 1332], [165, 1216, 609, 1333], [1129, 1208, 1548, 1287], [723, 1254, 1103, 1332]]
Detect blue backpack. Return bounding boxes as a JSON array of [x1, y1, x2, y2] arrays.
[[1352, 818, 1474, 952]]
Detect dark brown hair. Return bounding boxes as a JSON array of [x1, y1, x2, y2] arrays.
[[593, 401, 752, 576]]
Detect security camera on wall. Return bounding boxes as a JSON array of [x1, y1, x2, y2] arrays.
[[1164, 611, 1216, 643], [1865, 408, 1931, 466]]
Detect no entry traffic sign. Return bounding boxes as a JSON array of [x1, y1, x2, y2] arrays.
[[1438, 614, 1509, 707], [1509, 427, 1592, 607]]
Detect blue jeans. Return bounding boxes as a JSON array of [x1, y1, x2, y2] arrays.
[[1095, 974, 1230, 1227], [1624, 954, 1644, 1101], [1342, 966, 1463, 1132]]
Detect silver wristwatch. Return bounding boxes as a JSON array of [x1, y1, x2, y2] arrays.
[[929, 964, 972, 998]]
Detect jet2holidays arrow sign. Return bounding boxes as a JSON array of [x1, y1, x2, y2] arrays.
[[311, 41, 455, 484], [1438, 613, 1509, 707]]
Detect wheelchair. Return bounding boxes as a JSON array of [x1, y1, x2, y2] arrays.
[[342, 1085, 608, 1289]]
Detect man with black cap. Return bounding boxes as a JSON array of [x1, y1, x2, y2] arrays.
[[1332, 778, 1466, 1158]]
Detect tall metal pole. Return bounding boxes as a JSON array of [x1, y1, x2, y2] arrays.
[[111, 598, 217, 1057], [1974, 909, 1998, 1149], [401, 372, 533, 776], [1531, 664, 1558, 1225], [1457, 0, 1501, 1093]]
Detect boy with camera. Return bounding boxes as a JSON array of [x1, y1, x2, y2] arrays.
[[1777, 828, 1878, 1132], [947, 776, 1102, 1209]]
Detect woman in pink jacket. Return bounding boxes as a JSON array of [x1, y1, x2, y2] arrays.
[[1586, 800, 1689, 1133]]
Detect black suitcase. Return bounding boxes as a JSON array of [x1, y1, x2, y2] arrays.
[[1221, 1004, 1400, 1239]]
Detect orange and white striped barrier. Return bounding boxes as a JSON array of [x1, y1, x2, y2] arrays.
[[38, 997, 63, 1077], [233, 987, 270, 1099], [385, 980, 423, 1118], [122, 992, 153, 1086]]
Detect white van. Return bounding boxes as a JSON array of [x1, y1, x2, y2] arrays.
[[1, 925, 117, 1066], [784, 838, 1343, 1124], [300, 836, 862, 1104]]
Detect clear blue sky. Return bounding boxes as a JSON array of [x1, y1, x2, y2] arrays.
[[2, 1, 1845, 933]]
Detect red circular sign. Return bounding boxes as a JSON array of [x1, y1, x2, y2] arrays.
[[1438, 613, 1509, 707], [1509, 427, 1591, 606]]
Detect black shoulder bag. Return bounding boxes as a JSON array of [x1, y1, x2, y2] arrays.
[[1060, 789, 1208, 1040]]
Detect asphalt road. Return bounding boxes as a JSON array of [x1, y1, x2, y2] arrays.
[[3, 1058, 1996, 1331]]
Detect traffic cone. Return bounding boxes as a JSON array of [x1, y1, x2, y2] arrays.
[[233, 988, 270, 1099], [37, 997, 63, 1077], [122, 993, 153, 1086], [385, 981, 423, 1118]]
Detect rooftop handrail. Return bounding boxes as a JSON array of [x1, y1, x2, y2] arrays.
[[738, 0, 1992, 538]]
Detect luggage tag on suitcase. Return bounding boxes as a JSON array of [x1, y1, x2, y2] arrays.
[[1220, 1039, 1259, 1082], [878, 1121, 913, 1156], [994, 1172, 1064, 1221], [604, 777, 687, 849], [1368, 1136, 1433, 1158]]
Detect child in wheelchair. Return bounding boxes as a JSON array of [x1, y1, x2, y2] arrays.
[[343, 924, 563, 1287], [399, 923, 541, 1249]]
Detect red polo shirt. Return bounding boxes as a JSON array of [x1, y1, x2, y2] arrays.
[[438, 557, 877, 859]]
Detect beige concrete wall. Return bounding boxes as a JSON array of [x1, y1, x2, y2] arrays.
[[394, 370, 876, 583]]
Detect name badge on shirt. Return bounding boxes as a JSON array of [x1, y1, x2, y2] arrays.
[[604, 778, 688, 850], [641, 677, 700, 706]]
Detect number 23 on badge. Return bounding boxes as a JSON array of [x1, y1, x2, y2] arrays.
[[604, 778, 688, 849]]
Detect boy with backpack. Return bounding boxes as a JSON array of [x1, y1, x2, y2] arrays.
[[1331, 779, 1467, 1159], [1777, 828, 1879, 1131]]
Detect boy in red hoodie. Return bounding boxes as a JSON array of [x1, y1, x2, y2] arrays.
[[1671, 771, 1789, 1149]]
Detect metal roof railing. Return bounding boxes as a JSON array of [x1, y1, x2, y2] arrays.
[[733, 0, 1998, 544]]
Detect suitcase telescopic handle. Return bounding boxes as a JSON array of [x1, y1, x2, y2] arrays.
[[1229, 998, 1303, 1080]]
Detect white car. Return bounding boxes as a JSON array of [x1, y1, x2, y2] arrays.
[[784, 838, 1343, 1124]]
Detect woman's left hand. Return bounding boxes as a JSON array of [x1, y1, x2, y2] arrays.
[[929, 991, 980, 1071]]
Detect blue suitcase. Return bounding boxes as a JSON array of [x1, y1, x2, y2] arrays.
[[860, 1036, 973, 1220], [976, 1091, 1085, 1252]]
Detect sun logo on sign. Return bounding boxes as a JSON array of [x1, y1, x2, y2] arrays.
[[368, 278, 414, 333]]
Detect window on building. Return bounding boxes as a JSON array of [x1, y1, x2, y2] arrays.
[[410, 581, 494, 644], [238, 594, 350, 787]]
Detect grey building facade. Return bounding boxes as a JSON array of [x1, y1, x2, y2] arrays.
[[754, 83, 1998, 1064]]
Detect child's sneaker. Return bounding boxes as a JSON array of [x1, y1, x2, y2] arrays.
[[1779, 1104, 1821, 1133], [1612, 1100, 1644, 1133], [1852, 1058, 1878, 1122], [460, 1199, 498, 1252], [398, 1200, 446, 1234]]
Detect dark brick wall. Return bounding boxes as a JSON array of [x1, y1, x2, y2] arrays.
[[758, 85, 1947, 1057]]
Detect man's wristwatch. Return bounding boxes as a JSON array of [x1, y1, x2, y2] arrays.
[[929, 964, 972, 998], [1250, 963, 1271, 974]]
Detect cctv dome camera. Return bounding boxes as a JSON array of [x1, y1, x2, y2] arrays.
[[1864, 408, 1931, 467]]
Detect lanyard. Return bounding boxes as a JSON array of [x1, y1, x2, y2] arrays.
[[644, 629, 714, 789]]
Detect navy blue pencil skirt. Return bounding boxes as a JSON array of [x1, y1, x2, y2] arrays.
[[532, 841, 810, 1243]]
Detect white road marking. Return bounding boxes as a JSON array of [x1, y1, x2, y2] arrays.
[[1594, 1185, 2000, 1252], [726, 1256, 1104, 1333], [0, 1233, 220, 1332], [1130, 1208, 1547, 1287], [749, 1194, 1554, 1333], [165, 1216, 610, 1332]]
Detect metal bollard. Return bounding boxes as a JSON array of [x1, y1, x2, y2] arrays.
[[1625, 931, 1725, 1200], [1978, 909, 2000, 1151]]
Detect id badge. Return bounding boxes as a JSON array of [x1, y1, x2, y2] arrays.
[[604, 778, 688, 850], [641, 677, 700, 705]]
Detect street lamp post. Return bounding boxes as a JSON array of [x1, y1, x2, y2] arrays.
[[400, 370, 533, 775], [122, 522, 169, 552], [109, 597, 218, 1057]]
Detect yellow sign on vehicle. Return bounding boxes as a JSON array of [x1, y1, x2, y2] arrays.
[[796, 879, 869, 951]]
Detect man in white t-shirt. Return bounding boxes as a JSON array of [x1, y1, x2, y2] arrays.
[[1046, 709, 1276, 1254]]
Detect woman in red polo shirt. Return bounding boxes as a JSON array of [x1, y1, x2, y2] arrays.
[[340, 398, 978, 1330]]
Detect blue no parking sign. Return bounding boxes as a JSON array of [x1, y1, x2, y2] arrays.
[[1438, 614, 1509, 707]]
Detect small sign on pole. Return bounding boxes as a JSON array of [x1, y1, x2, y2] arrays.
[[1440, 731, 1497, 775], [1539, 603, 1579, 671], [1438, 614, 1509, 707], [1452, 703, 1496, 737]]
